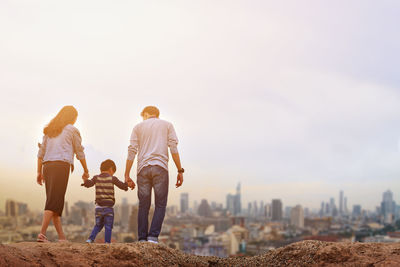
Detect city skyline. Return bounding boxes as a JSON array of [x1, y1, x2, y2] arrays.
[[1, 186, 397, 215], [1, 1, 400, 212]]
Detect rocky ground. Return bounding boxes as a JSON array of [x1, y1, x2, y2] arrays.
[[1, 240, 400, 266]]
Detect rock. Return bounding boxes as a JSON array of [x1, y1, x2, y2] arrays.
[[0, 240, 400, 266]]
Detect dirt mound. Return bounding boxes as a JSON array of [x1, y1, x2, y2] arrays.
[[1, 240, 400, 266]]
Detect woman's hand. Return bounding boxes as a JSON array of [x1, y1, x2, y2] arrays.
[[37, 172, 44, 186], [82, 170, 90, 180]]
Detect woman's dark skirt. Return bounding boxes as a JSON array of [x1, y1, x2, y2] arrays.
[[43, 161, 70, 216]]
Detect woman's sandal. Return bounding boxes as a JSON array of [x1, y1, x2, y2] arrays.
[[37, 233, 50, 243]]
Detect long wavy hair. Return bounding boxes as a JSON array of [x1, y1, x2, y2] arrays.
[[44, 106, 78, 138]]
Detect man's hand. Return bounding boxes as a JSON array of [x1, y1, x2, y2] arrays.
[[176, 173, 183, 188], [82, 170, 90, 180], [125, 175, 136, 190], [37, 172, 44, 186]]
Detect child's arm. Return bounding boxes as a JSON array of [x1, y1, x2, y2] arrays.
[[81, 176, 96, 188], [112, 176, 129, 191]]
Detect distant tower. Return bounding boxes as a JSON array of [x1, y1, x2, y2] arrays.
[[260, 201, 265, 216], [344, 197, 348, 215], [227, 182, 242, 215], [5, 200, 16, 217], [235, 182, 242, 215], [381, 190, 396, 224], [339, 190, 344, 215], [121, 197, 130, 228], [271, 199, 282, 221], [180, 193, 189, 213], [330, 197, 337, 217], [290, 205, 304, 228], [198, 199, 212, 217]]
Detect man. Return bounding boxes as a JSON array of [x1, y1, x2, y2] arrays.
[[124, 106, 184, 243]]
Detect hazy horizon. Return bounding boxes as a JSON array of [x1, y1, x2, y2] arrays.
[[1, 1, 400, 212]]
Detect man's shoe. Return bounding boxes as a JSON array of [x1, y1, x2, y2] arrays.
[[86, 239, 94, 243], [147, 236, 158, 244]]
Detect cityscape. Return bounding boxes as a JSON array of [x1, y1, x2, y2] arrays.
[[2, 183, 400, 257]]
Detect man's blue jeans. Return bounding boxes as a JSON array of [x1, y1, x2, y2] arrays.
[[137, 165, 169, 242], [88, 207, 114, 243]]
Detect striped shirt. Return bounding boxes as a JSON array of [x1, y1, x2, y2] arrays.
[[82, 173, 128, 207]]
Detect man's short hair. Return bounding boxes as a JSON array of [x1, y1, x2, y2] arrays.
[[141, 106, 160, 117], [100, 159, 116, 172]]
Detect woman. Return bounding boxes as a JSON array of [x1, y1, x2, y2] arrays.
[[36, 105, 89, 242]]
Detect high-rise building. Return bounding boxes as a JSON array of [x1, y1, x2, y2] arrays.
[[330, 198, 338, 217], [253, 201, 258, 216], [352, 205, 362, 218], [320, 201, 325, 217], [129, 204, 139, 239], [5, 200, 28, 217], [265, 203, 271, 218], [259, 201, 265, 216], [285, 206, 292, 219], [247, 202, 252, 216], [339, 190, 344, 215], [381, 190, 396, 224], [271, 199, 282, 221], [180, 193, 189, 213], [193, 200, 199, 214], [226, 194, 235, 215], [198, 199, 212, 217], [121, 197, 130, 228], [290, 205, 304, 228], [5, 200, 16, 217], [234, 182, 242, 215], [344, 197, 348, 215], [226, 182, 242, 215]]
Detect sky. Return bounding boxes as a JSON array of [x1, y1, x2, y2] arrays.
[[0, 0, 400, 212]]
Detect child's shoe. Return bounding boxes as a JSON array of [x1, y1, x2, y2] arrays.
[[86, 239, 94, 243]]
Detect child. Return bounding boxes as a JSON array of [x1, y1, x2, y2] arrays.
[[82, 159, 128, 243]]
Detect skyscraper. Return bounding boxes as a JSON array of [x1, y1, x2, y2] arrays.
[[234, 182, 242, 215], [330, 197, 338, 217], [226, 182, 242, 215], [381, 190, 396, 224], [271, 199, 282, 221], [290, 205, 304, 228], [259, 201, 265, 216], [5, 200, 16, 217], [226, 194, 235, 215], [265, 203, 271, 218], [121, 197, 130, 228], [344, 197, 349, 215], [352, 205, 362, 218], [180, 193, 189, 214], [198, 199, 212, 217], [339, 190, 344, 215]]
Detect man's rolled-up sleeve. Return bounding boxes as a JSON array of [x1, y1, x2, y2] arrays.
[[72, 128, 85, 160], [168, 123, 179, 154], [127, 126, 139, 161]]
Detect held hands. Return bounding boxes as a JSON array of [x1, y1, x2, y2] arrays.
[[37, 172, 44, 186], [125, 175, 136, 190], [82, 170, 90, 180], [176, 173, 183, 188]]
